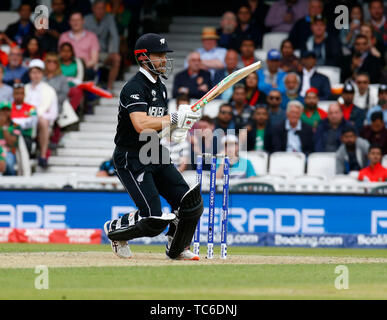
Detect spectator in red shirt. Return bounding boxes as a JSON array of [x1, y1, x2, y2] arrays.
[[358, 145, 387, 182]]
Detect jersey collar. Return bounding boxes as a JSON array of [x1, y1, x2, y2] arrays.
[[139, 67, 157, 84]]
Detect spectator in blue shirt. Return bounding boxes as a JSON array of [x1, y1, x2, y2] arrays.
[[4, 3, 35, 46], [367, 84, 387, 128], [216, 134, 257, 179], [257, 49, 286, 95], [2, 46, 28, 86]]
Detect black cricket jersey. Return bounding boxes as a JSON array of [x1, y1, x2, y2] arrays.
[[114, 67, 169, 151]]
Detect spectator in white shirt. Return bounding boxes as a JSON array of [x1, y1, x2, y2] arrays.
[[24, 59, 58, 168], [353, 73, 378, 110]]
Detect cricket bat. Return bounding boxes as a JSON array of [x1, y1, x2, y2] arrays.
[[159, 60, 262, 138]]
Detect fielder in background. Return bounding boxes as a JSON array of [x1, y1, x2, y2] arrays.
[[104, 33, 204, 261]]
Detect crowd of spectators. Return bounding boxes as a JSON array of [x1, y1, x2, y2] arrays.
[[172, 0, 387, 181], [0, 0, 148, 175]]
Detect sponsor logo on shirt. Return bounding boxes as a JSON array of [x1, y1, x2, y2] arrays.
[[130, 94, 140, 100]]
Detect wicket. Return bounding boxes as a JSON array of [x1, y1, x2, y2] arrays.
[[193, 154, 230, 259]]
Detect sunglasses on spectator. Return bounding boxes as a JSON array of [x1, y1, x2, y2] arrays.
[[220, 110, 233, 115], [268, 96, 281, 100], [356, 81, 369, 84], [46, 59, 58, 63]]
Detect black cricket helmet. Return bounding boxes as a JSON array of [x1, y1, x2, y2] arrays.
[[134, 33, 174, 79]]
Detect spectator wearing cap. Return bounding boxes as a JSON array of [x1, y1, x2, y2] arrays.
[[244, 72, 266, 107], [0, 101, 21, 175], [301, 87, 327, 129], [214, 103, 236, 134], [266, 89, 287, 128], [339, 82, 366, 132], [4, 3, 35, 46], [353, 73, 379, 110], [271, 100, 314, 155], [0, 65, 13, 104], [196, 27, 227, 78], [25, 59, 59, 169], [358, 145, 387, 182], [84, 0, 121, 91], [336, 126, 369, 174], [367, 84, 387, 128], [58, 12, 100, 80], [360, 111, 387, 155], [299, 50, 331, 100], [216, 134, 256, 179], [265, 0, 308, 33], [314, 103, 352, 152], [279, 39, 301, 73], [213, 49, 239, 102], [237, 37, 258, 68], [281, 72, 304, 110], [2, 46, 28, 87], [288, 0, 324, 50], [97, 158, 116, 177], [341, 34, 382, 84], [230, 83, 255, 131], [300, 14, 342, 67], [173, 51, 212, 99], [217, 11, 239, 51], [234, 5, 262, 48], [10, 84, 37, 155], [257, 49, 286, 95], [368, 0, 387, 47], [247, 104, 271, 151]]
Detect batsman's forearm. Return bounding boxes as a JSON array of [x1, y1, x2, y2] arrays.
[[131, 113, 171, 133]]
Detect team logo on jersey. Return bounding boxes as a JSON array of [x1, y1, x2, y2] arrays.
[[160, 38, 165, 45], [151, 90, 157, 101], [130, 94, 140, 100]]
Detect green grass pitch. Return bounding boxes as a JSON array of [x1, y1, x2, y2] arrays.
[[1, 243, 387, 300]]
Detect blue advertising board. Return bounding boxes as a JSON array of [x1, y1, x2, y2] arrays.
[[0, 190, 387, 248]]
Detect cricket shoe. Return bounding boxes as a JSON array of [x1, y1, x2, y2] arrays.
[[166, 236, 199, 261], [104, 220, 132, 259]]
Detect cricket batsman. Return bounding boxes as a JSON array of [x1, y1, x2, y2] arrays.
[[104, 33, 204, 260]]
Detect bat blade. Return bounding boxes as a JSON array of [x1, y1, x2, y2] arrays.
[[191, 60, 262, 111], [159, 60, 262, 138]]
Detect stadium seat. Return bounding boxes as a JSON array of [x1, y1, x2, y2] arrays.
[[246, 151, 268, 176], [0, 11, 19, 31], [254, 49, 267, 63], [294, 175, 326, 183], [317, 100, 336, 112], [316, 66, 341, 86], [329, 175, 357, 184], [383, 155, 387, 168], [269, 152, 305, 176], [262, 32, 289, 52], [307, 152, 336, 177]]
